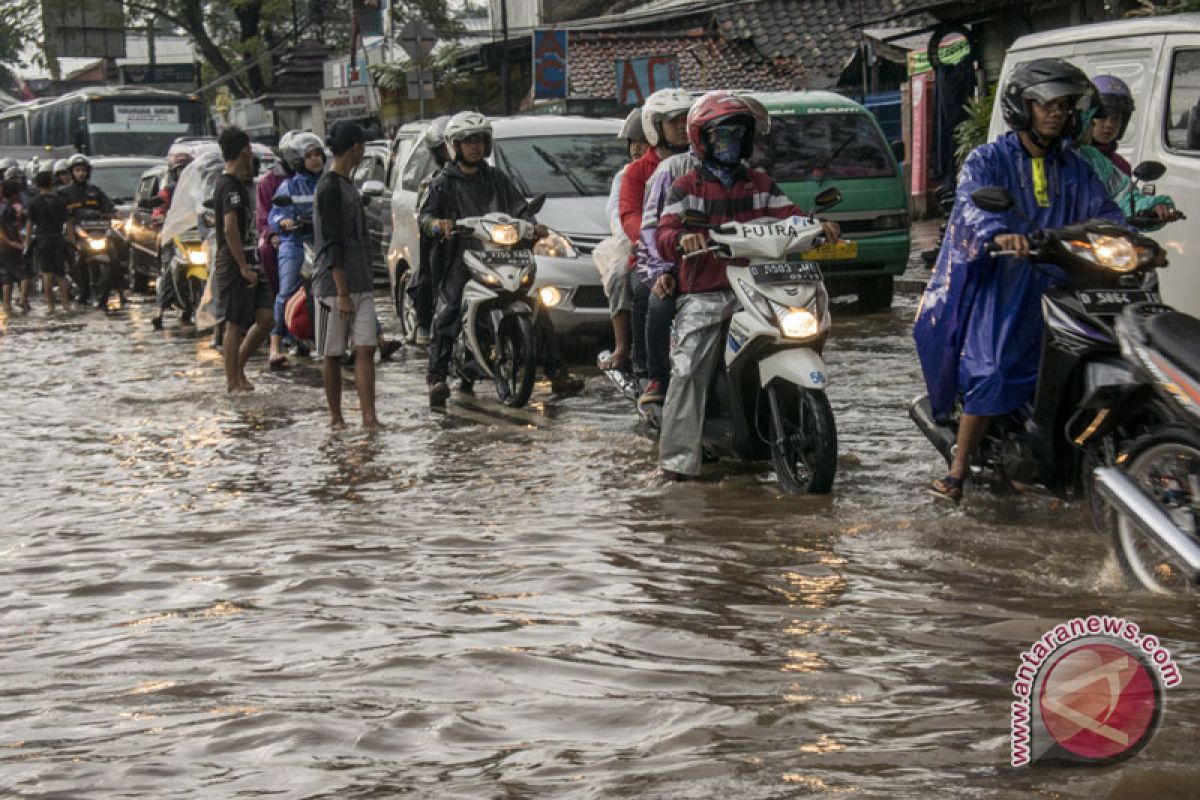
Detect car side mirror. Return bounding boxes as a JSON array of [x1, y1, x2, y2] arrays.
[[1133, 160, 1166, 182], [813, 187, 842, 210], [890, 139, 905, 163], [139, 196, 164, 210], [970, 186, 1013, 213], [361, 180, 385, 197]]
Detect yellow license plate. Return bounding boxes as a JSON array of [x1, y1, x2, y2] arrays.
[[800, 241, 859, 260]]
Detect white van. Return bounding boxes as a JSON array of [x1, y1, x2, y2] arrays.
[[987, 14, 1200, 316]]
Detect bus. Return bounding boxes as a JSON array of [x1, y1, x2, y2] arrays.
[[0, 86, 209, 157]]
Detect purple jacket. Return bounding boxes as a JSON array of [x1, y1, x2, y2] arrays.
[[636, 150, 698, 285]]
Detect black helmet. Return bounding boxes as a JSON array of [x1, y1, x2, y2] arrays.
[[1001, 58, 1096, 140], [1092, 74, 1135, 141]]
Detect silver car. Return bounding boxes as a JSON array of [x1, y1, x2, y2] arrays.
[[385, 115, 626, 339]]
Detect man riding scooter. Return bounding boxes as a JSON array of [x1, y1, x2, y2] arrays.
[[913, 59, 1127, 502], [150, 148, 195, 329], [420, 110, 583, 407], [60, 153, 116, 308]]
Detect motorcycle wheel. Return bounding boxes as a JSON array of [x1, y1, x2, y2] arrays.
[[493, 315, 537, 408], [769, 384, 837, 495], [396, 270, 418, 341], [1112, 430, 1200, 595]]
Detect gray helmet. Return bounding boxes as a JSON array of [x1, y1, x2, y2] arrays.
[[53, 159, 70, 176], [280, 131, 325, 173], [0, 158, 15, 173], [425, 115, 452, 150], [67, 153, 92, 182], [4, 166, 23, 181], [444, 111, 493, 161], [618, 107, 646, 143]]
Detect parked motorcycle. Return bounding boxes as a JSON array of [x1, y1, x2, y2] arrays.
[[448, 196, 546, 408], [1091, 301, 1200, 594], [72, 210, 119, 309], [910, 183, 1167, 500]]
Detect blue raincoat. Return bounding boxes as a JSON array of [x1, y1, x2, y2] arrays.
[[913, 131, 1125, 420], [267, 170, 319, 338]]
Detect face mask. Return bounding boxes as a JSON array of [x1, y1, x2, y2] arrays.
[[708, 125, 745, 166]]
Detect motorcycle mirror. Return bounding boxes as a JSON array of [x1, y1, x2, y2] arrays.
[[970, 186, 1014, 213], [201, 198, 215, 210], [1133, 161, 1166, 182], [813, 187, 842, 210], [272, 195, 293, 207], [524, 193, 548, 216]]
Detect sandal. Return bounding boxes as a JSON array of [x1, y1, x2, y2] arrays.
[[268, 354, 289, 371], [929, 475, 964, 503], [597, 350, 628, 372]]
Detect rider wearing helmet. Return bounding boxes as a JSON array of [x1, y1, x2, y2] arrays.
[[913, 58, 1126, 502], [1077, 74, 1176, 226], [59, 153, 115, 306], [257, 130, 299, 296], [266, 131, 326, 368], [149, 146, 197, 329], [53, 159, 71, 188], [608, 89, 694, 377], [419, 110, 583, 406], [408, 114, 453, 345], [654, 91, 836, 481]]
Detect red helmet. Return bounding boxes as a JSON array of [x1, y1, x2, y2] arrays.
[[687, 91, 757, 162]]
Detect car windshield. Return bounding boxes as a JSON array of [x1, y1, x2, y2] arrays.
[[768, 113, 895, 182], [493, 134, 627, 197], [90, 164, 156, 203]]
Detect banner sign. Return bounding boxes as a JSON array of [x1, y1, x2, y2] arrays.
[[353, 0, 386, 39], [120, 64, 197, 86], [113, 105, 181, 124], [615, 56, 679, 105], [533, 29, 568, 100], [321, 86, 377, 123], [910, 71, 933, 196]]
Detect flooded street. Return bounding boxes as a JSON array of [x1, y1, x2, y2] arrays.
[[1, 289, 1196, 798]]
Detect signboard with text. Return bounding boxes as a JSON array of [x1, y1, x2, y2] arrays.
[[121, 64, 197, 86], [533, 30, 568, 100], [321, 85, 377, 123], [615, 56, 679, 105]]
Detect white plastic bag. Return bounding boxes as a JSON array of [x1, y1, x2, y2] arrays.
[[592, 235, 631, 295]]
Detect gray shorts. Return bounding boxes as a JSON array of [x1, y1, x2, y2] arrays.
[[314, 292, 378, 358], [606, 265, 633, 317]]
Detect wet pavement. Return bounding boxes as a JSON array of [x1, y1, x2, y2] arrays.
[[0, 277, 1196, 798]]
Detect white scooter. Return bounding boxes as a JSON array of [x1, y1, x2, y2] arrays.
[[450, 195, 546, 407], [677, 188, 843, 493]]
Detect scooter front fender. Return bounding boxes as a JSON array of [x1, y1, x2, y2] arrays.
[[758, 348, 829, 390]]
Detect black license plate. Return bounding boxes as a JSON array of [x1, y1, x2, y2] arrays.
[[747, 261, 822, 284], [1076, 289, 1159, 314], [483, 249, 533, 266]]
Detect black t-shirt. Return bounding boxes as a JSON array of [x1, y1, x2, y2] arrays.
[[27, 193, 69, 238], [0, 202, 20, 262], [212, 172, 257, 287]]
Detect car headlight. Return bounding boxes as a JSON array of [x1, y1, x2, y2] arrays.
[[779, 308, 820, 339], [88, 237, 107, 251], [489, 224, 519, 246], [188, 248, 207, 265], [1089, 233, 1137, 272], [539, 286, 564, 307], [533, 230, 578, 258]]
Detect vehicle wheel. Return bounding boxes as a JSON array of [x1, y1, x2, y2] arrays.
[[129, 251, 149, 294], [493, 315, 537, 408], [769, 384, 838, 494], [1111, 431, 1200, 595], [857, 276, 894, 313], [186, 276, 205, 315]]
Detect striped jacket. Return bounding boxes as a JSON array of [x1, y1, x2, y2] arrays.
[[656, 163, 801, 294]]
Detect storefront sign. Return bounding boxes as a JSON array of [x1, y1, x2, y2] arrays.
[[615, 56, 679, 105]]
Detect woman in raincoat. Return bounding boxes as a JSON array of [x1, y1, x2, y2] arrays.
[[913, 58, 1125, 502]]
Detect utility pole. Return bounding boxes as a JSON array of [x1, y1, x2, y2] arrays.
[[291, 0, 299, 45], [501, 0, 511, 115]]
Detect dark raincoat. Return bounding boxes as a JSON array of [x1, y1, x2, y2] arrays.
[[913, 131, 1124, 419]]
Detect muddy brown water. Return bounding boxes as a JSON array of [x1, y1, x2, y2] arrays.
[[0, 293, 1195, 798]]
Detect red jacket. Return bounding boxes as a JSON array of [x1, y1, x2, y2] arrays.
[[617, 147, 662, 266], [657, 164, 802, 294]]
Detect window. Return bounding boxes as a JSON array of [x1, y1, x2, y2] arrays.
[[1165, 49, 1200, 153], [400, 146, 433, 192], [492, 134, 628, 197], [355, 156, 385, 186], [387, 135, 416, 189], [136, 175, 157, 203], [767, 113, 895, 182]]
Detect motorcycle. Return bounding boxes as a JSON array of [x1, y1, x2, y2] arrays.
[[72, 210, 119, 309], [447, 197, 546, 408], [168, 232, 209, 324], [1091, 301, 1200, 594], [637, 188, 845, 494], [270, 194, 317, 352], [909, 183, 1167, 500]]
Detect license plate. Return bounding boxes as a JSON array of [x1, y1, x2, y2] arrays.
[[1076, 289, 1159, 314], [748, 261, 823, 284], [800, 241, 858, 260], [483, 249, 533, 266]]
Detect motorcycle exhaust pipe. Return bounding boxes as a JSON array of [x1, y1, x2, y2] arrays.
[[908, 395, 955, 464], [1094, 466, 1200, 580]]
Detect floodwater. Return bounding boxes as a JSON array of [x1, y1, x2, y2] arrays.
[[0, 290, 1196, 799]]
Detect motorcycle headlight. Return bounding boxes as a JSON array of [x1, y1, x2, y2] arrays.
[[489, 224, 519, 246], [539, 286, 564, 307], [111, 218, 124, 231], [188, 248, 207, 265], [1089, 233, 1137, 272], [87, 237, 107, 251], [779, 308, 820, 339], [468, 263, 502, 287], [520, 263, 537, 286], [533, 230, 578, 259]]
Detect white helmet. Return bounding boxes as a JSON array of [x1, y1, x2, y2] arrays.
[[641, 88, 693, 147], [444, 111, 493, 161]]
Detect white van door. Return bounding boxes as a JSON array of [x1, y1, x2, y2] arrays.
[[1139, 39, 1200, 316]]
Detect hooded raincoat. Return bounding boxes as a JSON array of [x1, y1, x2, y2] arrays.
[[913, 131, 1124, 420]]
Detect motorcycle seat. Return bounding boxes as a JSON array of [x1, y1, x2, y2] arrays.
[[1146, 311, 1200, 383]]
